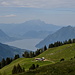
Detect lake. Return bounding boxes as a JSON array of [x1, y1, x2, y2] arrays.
[[5, 39, 42, 51]]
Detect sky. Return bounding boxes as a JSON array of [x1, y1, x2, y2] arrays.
[[0, 0, 75, 26]]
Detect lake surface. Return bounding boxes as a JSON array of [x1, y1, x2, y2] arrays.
[[5, 39, 42, 51]]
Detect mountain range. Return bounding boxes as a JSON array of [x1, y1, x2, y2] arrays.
[[0, 20, 61, 39], [36, 26, 75, 48]]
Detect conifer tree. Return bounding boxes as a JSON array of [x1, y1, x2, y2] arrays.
[[17, 64, 22, 73], [73, 39, 75, 43], [1, 58, 6, 68], [68, 39, 72, 44], [12, 65, 17, 74], [6, 57, 11, 65], [22, 51, 29, 58], [43, 45, 47, 51], [29, 51, 33, 58], [35, 49, 40, 56], [14, 54, 20, 60], [29, 64, 35, 70], [0, 62, 1, 69], [48, 43, 54, 48]]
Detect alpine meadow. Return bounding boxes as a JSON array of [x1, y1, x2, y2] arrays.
[[0, 0, 75, 75]]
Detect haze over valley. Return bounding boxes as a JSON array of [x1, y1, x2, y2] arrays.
[[0, 20, 61, 50], [0, 0, 75, 75]]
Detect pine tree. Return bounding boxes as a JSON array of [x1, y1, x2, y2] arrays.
[[73, 39, 75, 43], [12, 65, 17, 74], [0, 62, 1, 69], [29, 64, 35, 70], [32, 52, 35, 57], [14, 54, 20, 60], [35, 49, 40, 56], [6, 57, 11, 65], [48, 43, 54, 48], [43, 45, 47, 51], [17, 64, 22, 73], [29, 51, 33, 58], [68, 39, 72, 44], [22, 51, 29, 58], [64, 40, 68, 44], [1, 58, 6, 68]]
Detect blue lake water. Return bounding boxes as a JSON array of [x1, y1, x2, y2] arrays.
[[5, 39, 42, 51]]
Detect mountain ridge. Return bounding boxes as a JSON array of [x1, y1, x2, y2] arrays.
[[0, 42, 28, 60], [0, 29, 17, 43], [0, 20, 61, 39], [36, 25, 75, 48]]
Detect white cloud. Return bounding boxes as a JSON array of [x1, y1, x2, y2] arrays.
[[0, 0, 75, 8], [0, 14, 17, 17], [1, 1, 10, 6]]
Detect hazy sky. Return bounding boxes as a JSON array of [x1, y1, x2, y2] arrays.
[[0, 0, 75, 26]]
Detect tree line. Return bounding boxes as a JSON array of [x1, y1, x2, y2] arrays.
[[48, 39, 75, 48], [22, 45, 47, 58], [0, 54, 20, 69], [22, 38, 75, 58]]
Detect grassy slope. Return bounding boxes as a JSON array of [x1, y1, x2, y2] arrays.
[[17, 59, 75, 75], [37, 43, 75, 62], [1, 43, 75, 75], [0, 58, 51, 75]]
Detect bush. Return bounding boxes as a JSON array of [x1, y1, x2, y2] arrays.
[[60, 58, 64, 62]]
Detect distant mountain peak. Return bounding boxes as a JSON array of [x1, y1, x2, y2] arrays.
[[62, 25, 72, 28], [23, 19, 46, 25], [26, 19, 44, 22], [67, 25, 72, 27], [66, 25, 73, 28], [60, 25, 73, 31]]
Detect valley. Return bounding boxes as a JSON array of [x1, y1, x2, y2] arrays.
[[1, 43, 75, 75], [0, 1, 75, 75], [0, 22, 75, 75]]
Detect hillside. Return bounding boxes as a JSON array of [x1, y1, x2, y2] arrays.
[[36, 26, 75, 48], [0, 43, 27, 60], [1, 43, 75, 75], [37, 43, 75, 62], [0, 29, 16, 43], [18, 59, 75, 75]]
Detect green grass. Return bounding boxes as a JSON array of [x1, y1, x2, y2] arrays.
[[37, 43, 75, 62], [1, 43, 75, 75], [16, 59, 75, 75], [0, 58, 51, 75]]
